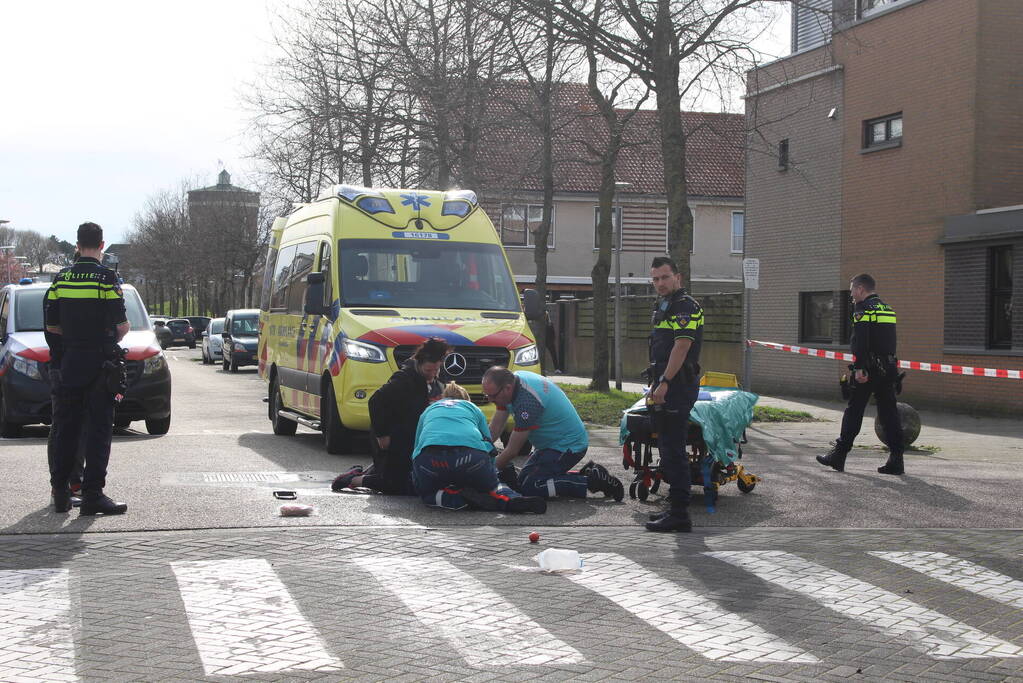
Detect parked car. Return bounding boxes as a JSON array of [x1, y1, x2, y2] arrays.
[[221, 309, 260, 372], [201, 317, 225, 364], [0, 281, 172, 437], [152, 319, 171, 347], [185, 316, 211, 340], [163, 318, 196, 349]]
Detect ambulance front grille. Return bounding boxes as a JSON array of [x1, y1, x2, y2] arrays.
[[392, 346, 511, 385]]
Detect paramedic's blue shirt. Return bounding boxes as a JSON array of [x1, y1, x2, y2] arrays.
[[500, 371, 588, 453], [412, 399, 493, 459]]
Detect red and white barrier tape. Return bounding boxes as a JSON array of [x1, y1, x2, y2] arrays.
[[746, 340, 1022, 380]]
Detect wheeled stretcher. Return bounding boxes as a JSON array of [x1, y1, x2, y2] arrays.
[[618, 373, 762, 511]]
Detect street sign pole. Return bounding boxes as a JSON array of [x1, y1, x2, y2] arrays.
[[742, 258, 760, 390]]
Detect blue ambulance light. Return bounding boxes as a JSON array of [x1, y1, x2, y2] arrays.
[[441, 201, 471, 217], [356, 196, 395, 214], [19, 277, 34, 284]]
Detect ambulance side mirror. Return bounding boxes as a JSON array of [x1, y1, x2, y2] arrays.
[[304, 272, 327, 316], [521, 288, 543, 321]]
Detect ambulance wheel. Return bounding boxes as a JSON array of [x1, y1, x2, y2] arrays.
[[322, 381, 352, 455], [737, 477, 756, 493], [188, 342, 196, 349], [637, 483, 650, 501], [628, 482, 638, 500], [270, 376, 297, 436]]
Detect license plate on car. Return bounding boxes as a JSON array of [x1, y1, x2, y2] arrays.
[[174, 338, 184, 342]]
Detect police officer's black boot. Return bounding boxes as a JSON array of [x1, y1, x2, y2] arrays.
[[79, 493, 128, 516], [645, 507, 692, 532], [877, 452, 904, 476], [52, 487, 72, 514], [816, 444, 849, 472]]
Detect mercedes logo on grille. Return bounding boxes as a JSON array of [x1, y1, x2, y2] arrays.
[[444, 352, 467, 377]]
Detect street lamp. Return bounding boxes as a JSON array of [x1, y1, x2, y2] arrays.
[[613, 180, 632, 390]]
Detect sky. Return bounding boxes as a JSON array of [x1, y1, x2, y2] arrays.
[[0, 1, 790, 247], [0, 0, 279, 245]]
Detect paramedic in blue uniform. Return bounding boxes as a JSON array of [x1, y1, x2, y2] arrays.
[[483, 367, 624, 502], [410, 382, 547, 513], [645, 256, 704, 533], [45, 222, 129, 515]]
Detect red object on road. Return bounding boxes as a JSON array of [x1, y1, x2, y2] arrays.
[[529, 532, 540, 543]]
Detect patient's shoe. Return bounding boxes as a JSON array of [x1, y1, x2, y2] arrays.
[[331, 465, 364, 491]]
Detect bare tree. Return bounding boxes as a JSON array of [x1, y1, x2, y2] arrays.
[[542, 0, 777, 286]]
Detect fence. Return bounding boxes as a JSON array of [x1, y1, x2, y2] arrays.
[[555, 292, 744, 382]]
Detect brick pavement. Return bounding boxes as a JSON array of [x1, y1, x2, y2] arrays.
[[0, 526, 1022, 682]]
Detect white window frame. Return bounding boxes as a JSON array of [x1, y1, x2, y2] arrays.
[[592, 206, 623, 251], [731, 211, 745, 254], [500, 203, 555, 249]]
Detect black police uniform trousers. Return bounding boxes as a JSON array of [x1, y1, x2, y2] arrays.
[[837, 375, 904, 455], [657, 380, 700, 512], [49, 366, 115, 496]]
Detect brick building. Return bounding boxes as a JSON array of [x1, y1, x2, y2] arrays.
[[745, 0, 1022, 413]]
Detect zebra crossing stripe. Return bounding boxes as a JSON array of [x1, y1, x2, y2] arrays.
[[871, 551, 1023, 612], [352, 555, 585, 667], [171, 558, 342, 676], [565, 553, 818, 662], [707, 551, 1023, 660], [0, 568, 77, 682]]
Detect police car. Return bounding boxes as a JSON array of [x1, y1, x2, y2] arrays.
[[0, 281, 172, 437]]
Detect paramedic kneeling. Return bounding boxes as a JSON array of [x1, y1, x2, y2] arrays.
[[411, 383, 546, 513], [645, 256, 704, 533], [483, 367, 623, 502]]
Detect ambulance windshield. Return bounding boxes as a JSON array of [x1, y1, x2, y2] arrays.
[[338, 239, 520, 312]]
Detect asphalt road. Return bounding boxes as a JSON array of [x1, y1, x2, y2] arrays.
[[2, 348, 1022, 682], [2, 346, 1022, 535]]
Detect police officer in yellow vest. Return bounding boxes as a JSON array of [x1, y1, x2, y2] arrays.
[[645, 256, 704, 532], [817, 273, 905, 475], [45, 222, 130, 514]]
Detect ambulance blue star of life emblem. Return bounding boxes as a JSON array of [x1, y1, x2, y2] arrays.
[[400, 193, 431, 210]]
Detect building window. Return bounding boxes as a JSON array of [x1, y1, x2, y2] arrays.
[[800, 291, 835, 344], [839, 294, 853, 345], [778, 139, 789, 170], [593, 206, 623, 250], [858, 0, 904, 18], [731, 212, 745, 254], [501, 204, 554, 248], [863, 113, 903, 149], [989, 246, 1013, 349]]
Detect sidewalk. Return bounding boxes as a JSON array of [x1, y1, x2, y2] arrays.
[[553, 373, 1023, 464]]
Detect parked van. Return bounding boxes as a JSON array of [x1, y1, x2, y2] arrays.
[[258, 185, 542, 453]]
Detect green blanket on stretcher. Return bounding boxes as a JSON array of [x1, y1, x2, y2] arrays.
[[618, 387, 759, 466]]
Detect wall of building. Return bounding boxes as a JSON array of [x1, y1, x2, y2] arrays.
[[500, 196, 742, 291], [834, 0, 1023, 413], [974, 0, 1023, 211], [745, 45, 847, 398]]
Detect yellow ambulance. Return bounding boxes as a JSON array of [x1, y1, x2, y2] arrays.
[[258, 185, 543, 453]]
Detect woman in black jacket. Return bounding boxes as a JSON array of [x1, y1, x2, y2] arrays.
[[332, 337, 448, 494]]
